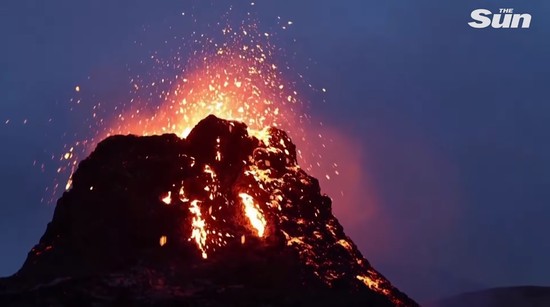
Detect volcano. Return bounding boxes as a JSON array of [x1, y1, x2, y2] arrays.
[[0, 115, 418, 306]]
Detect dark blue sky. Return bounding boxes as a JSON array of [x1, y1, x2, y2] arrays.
[[1, 0, 549, 302]]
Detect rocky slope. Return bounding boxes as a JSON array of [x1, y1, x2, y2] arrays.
[[0, 115, 417, 306]]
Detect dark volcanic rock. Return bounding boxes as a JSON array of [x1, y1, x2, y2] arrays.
[[0, 115, 418, 306]]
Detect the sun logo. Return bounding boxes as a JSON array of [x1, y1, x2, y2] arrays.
[[469, 8, 532, 29]]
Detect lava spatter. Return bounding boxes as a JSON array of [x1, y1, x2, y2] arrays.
[[51, 16, 339, 209]]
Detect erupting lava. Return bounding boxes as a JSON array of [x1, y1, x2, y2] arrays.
[[189, 200, 209, 259], [111, 44, 299, 138], [9, 9, 421, 307], [239, 193, 267, 237], [57, 20, 326, 199]]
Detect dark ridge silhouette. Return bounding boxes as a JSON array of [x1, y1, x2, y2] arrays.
[[425, 286, 550, 307]]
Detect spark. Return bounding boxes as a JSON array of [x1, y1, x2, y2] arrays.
[[159, 235, 167, 247], [161, 192, 172, 205]]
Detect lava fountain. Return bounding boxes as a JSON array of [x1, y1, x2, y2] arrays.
[[58, 21, 344, 204]]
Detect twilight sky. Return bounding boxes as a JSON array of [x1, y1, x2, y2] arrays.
[[1, 0, 549, 302]]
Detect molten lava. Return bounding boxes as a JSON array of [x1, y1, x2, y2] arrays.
[[239, 193, 267, 237], [189, 200, 208, 259]]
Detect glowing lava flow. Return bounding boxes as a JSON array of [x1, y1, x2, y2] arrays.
[[239, 193, 267, 237], [189, 200, 208, 259]]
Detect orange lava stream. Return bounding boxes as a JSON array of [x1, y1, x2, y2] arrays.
[[239, 193, 267, 237]]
